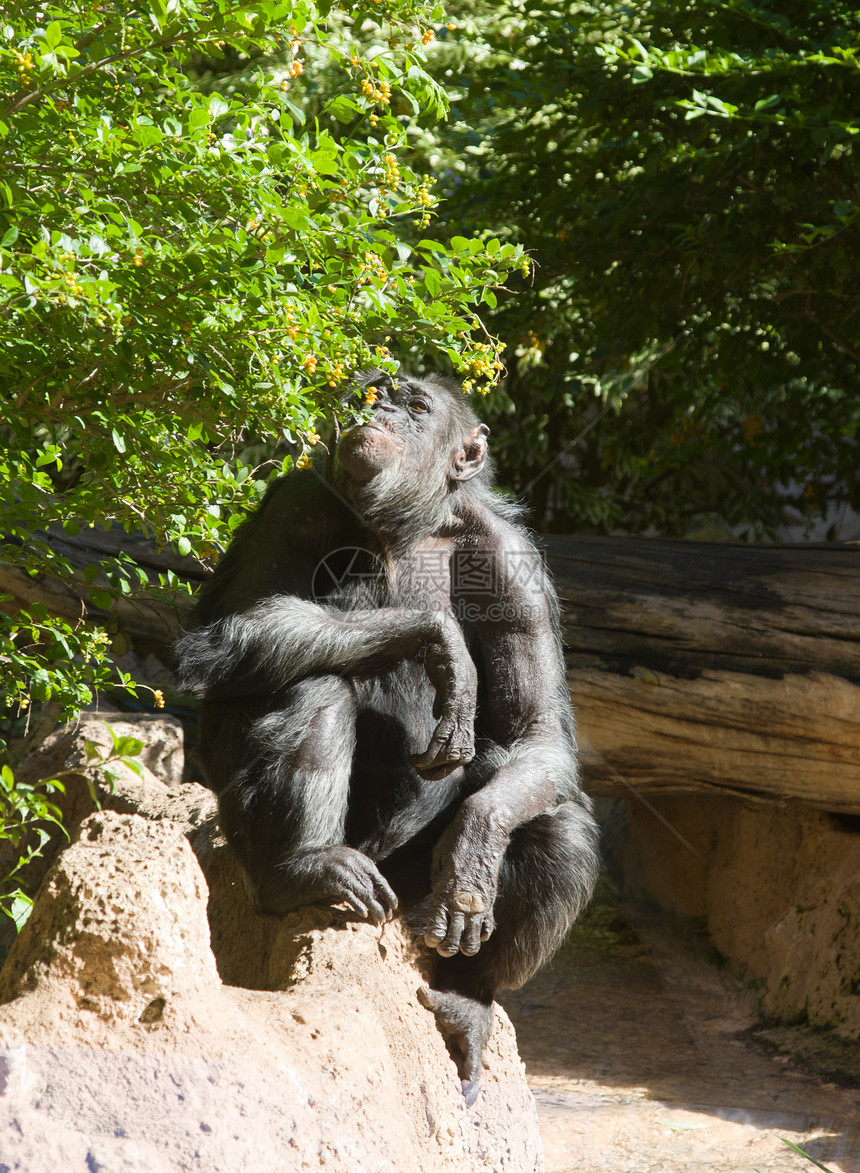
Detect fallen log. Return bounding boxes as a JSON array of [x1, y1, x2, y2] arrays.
[[0, 525, 202, 645], [545, 536, 860, 814], [4, 526, 859, 812]]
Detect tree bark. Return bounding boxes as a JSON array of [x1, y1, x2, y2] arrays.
[[5, 527, 859, 812], [545, 536, 860, 814]]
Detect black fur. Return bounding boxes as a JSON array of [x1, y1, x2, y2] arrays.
[[175, 372, 600, 1098]]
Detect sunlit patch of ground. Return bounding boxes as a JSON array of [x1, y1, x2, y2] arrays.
[[501, 887, 860, 1173]]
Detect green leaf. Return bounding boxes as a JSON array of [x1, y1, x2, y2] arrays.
[[754, 95, 782, 113], [9, 893, 33, 932], [208, 94, 230, 118], [779, 1139, 835, 1173], [328, 96, 361, 123], [423, 268, 441, 298], [311, 149, 340, 176], [44, 20, 64, 50], [110, 734, 145, 757]]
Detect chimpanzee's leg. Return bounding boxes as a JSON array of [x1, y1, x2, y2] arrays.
[[199, 675, 398, 922], [416, 799, 600, 1103]]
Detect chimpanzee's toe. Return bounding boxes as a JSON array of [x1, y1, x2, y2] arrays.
[[417, 985, 493, 1103], [461, 1078, 480, 1106]]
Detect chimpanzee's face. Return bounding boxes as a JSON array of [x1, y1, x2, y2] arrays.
[[336, 379, 444, 484]]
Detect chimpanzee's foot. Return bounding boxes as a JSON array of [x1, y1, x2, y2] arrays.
[[250, 846, 399, 924], [417, 986, 493, 1106]]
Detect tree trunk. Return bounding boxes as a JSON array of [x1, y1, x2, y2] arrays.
[[545, 536, 860, 814], [0, 526, 202, 646], [5, 526, 859, 812]]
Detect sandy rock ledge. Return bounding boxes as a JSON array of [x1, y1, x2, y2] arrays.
[[0, 715, 543, 1173]]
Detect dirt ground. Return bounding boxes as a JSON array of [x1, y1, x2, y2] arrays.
[[501, 888, 860, 1173]]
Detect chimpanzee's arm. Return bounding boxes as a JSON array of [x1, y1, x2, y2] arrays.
[[176, 597, 478, 775], [424, 533, 580, 956]]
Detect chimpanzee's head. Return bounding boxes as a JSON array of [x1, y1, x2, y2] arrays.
[[334, 372, 491, 536]]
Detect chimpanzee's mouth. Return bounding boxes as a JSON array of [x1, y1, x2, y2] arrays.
[[341, 420, 391, 442]]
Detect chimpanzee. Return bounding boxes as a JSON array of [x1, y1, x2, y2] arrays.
[[175, 371, 600, 1104]]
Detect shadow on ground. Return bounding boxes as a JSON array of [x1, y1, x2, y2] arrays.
[[500, 885, 860, 1173]]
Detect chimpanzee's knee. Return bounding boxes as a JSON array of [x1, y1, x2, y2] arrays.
[[207, 675, 357, 894]]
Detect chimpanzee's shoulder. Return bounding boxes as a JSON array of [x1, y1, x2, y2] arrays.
[[254, 468, 352, 536], [455, 494, 540, 558]]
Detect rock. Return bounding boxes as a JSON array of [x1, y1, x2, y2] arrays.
[[0, 809, 543, 1173], [1, 713, 216, 940], [0, 812, 219, 1027], [16, 710, 187, 791], [613, 790, 860, 1043]]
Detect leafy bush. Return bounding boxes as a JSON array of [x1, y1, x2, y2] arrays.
[[428, 0, 860, 534], [0, 0, 524, 716], [0, 0, 524, 914]]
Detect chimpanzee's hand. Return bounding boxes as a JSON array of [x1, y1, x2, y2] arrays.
[[281, 845, 398, 925], [410, 613, 477, 780], [422, 807, 510, 957]]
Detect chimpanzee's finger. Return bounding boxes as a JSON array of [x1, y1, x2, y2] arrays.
[[411, 760, 460, 782], [410, 729, 448, 767], [409, 747, 461, 779], [480, 915, 495, 942], [410, 719, 474, 774], [363, 897, 389, 925], [345, 894, 369, 919], [369, 870, 399, 916]]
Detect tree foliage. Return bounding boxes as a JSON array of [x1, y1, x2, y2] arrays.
[[430, 0, 860, 533], [0, 0, 528, 918], [0, 0, 525, 723]]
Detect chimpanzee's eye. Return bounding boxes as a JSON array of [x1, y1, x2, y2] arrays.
[[409, 399, 429, 413]]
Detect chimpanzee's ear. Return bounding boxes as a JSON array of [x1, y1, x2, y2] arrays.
[[451, 424, 490, 482]]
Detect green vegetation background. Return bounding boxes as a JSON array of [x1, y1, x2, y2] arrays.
[[0, 0, 857, 920]]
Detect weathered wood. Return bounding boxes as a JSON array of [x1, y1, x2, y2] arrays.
[[0, 526, 202, 645], [545, 536, 860, 813], [5, 524, 860, 811]]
